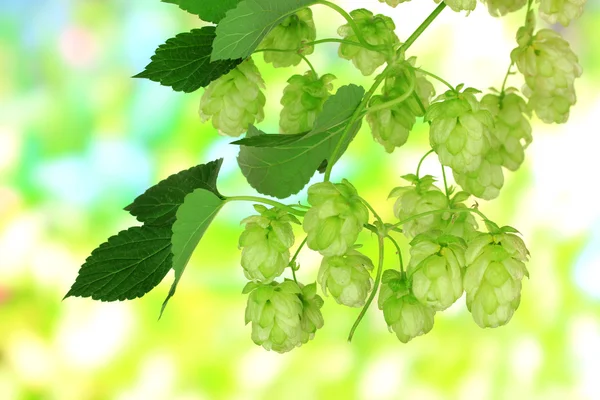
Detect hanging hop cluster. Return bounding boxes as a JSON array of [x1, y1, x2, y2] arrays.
[[538, 0, 586, 27], [318, 248, 374, 307]]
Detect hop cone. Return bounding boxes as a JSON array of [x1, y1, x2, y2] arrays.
[[378, 270, 436, 343], [318, 249, 374, 307], [298, 283, 325, 344], [407, 232, 467, 311], [425, 87, 494, 174], [199, 58, 266, 137], [367, 59, 435, 152], [511, 21, 582, 124], [379, 0, 411, 6], [338, 9, 399, 76], [239, 205, 299, 283], [464, 228, 530, 328], [244, 280, 304, 353], [389, 175, 448, 239], [453, 150, 505, 200], [481, 91, 532, 171], [483, 0, 527, 16], [280, 71, 336, 134], [539, 0, 586, 27], [441, 191, 479, 241], [258, 8, 316, 68], [303, 180, 369, 256], [436, 0, 477, 12]]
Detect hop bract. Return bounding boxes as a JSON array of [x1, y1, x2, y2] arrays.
[[436, 0, 477, 12], [303, 180, 369, 256], [453, 151, 505, 200], [441, 191, 479, 241], [464, 228, 530, 328], [199, 58, 266, 137], [408, 232, 467, 311], [511, 22, 582, 124], [239, 205, 299, 283], [338, 9, 399, 76], [280, 71, 336, 134], [425, 87, 494, 174], [258, 8, 317, 68], [539, 0, 586, 27], [298, 282, 325, 344], [244, 280, 304, 353], [318, 249, 374, 307], [367, 59, 435, 152], [482, 0, 527, 16], [389, 175, 448, 239], [481, 91, 532, 171], [378, 270, 436, 343]]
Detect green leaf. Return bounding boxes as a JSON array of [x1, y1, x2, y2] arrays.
[[125, 158, 223, 226], [64, 226, 173, 301], [162, 0, 241, 23], [234, 85, 365, 198], [134, 28, 242, 93], [161, 188, 225, 314], [211, 0, 318, 61]]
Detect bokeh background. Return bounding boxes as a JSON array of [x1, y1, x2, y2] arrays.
[[2, 0, 600, 399]]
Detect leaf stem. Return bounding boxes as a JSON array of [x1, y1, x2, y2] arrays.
[[416, 149, 435, 179], [500, 62, 514, 96], [348, 234, 385, 342], [299, 54, 318, 77], [390, 207, 489, 230], [386, 234, 404, 274], [225, 196, 306, 217], [398, 3, 447, 53], [289, 236, 308, 284], [359, 196, 383, 224], [414, 67, 455, 92], [441, 164, 451, 202]]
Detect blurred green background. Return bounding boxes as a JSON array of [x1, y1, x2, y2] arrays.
[[2, 0, 600, 399]]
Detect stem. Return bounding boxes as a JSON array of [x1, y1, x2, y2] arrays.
[[299, 54, 318, 77], [499, 62, 514, 96], [390, 207, 489, 230], [289, 236, 308, 284], [348, 234, 385, 342], [225, 196, 306, 217], [441, 165, 451, 202], [305, 38, 373, 49], [386, 234, 404, 274], [399, 3, 447, 53], [416, 149, 435, 179], [359, 196, 383, 224], [415, 68, 455, 92], [364, 68, 417, 114]]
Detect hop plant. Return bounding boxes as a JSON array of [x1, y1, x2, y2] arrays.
[[303, 180, 369, 256], [482, 0, 527, 16], [367, 59, 435, 152], [481, 91, 532, 171], [280, 71, 336, 134], [464, 225, 530, 328], [378, 270, 436, 343], [239, 205, 300, 283], [538, 0, 586, 26], [244, 280, 304, 353], [407, 232, 467, 311], [389, 175, 448, 239], [257, 8, 317, 68], [298, 283, 325, 344], [318, 248, 374, 307], [436, 0, 477, 12], [511, 20, 582, 123], [338, 9, 399, 76], [425, 86, 495, 174], [199, 58, 266, 137]]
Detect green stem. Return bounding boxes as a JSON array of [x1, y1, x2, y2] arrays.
[[386, 234, 404, 274], [390, 207, 489, 230], [499, 62, 514, 96], [348, 234, 385, 342], [289, 236, 308, 284], [399, 3, 447, 53], [359, 196, 383, 224], [415, 68, 455, 92], [416, 149, 435, 179], [441, 165, 451, 202], [299, 54, 318, 77], [225, 196, 306, 217], [364, 68, 417, 114]]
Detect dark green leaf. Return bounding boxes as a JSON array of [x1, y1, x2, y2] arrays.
[[211, 0, 318, 61], [162, 0, 241, 23], [235, 85, 365, 198], [64, 226, 173, 301], [161, 189, 225, 314], [125, 158, 223, 226], [134, 28, 242, 93]]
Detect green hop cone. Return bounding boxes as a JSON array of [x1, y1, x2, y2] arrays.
[[199, 58, 266, 137], [481, 91, 532, 171], [436, 0, 477, 12], [239, 205, 300, 283], [511, 22, 582, 124], [379, 0, 411, 6], [441, 191, 479, 241], [280, 71, 336, 134], [539, 0, 586, 27], [453, 150, 505, 200], [482, 0, 527, 16], [318, 248, 374, 307], [408, 232, 467, 311], [425, 86, 494, 174], [389, 175, 448, 239], [367, 59, 435, 153], [338, 9, 399, 76], [464, 227, 530, 328], [298, 282, 325, 344], [303, 179, 369, 256], [257, 8, 317, 68], [378, 270, 436, 343], [244, 280, 304, 353]]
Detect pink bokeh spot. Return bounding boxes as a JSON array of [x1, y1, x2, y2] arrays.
[[59, 27, 98, 68]]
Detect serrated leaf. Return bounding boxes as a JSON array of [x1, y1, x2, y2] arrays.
[[125, 159, 223, 226], [65, 226, 173, 301], [161, 189, 225, 314], [212, 0, 318, 61], [162, 0, 241, 23], [134, 28, 242, 93], [235, 85, 365, 198]]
